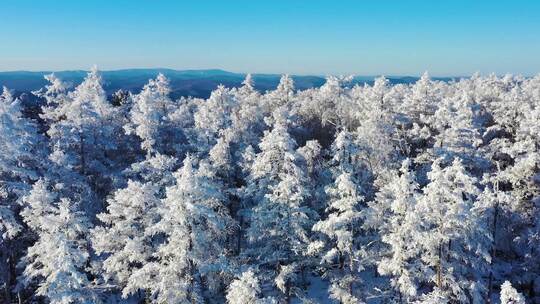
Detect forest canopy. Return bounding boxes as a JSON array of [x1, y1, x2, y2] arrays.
[[1, 69, 539, 303]]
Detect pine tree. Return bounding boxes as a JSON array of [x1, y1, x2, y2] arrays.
[[375, 159, 423, 301], [264, 75, 295, 111], [230, 74, 265, 148], [19, 188, 95, 304], [0, 86, 44, 302], [125, 73, 175, 155], [297, 76, 350, 129], [431, 91, 487, 171], [37, 67, 125, 210], [402, 71, 440, 123], [235, 73, 257, 98], [193, 84, 238, 150], [415, 158, 490, 302], [399, 72, 442, 161], [245, 111, 315, 301], [128, 156, 233, 303], [312, 171, 363, 302], [226, 269, 261, 304], [92, 180, 160, 298], [329, 130, 372, 197], [500, 281, 526, 304], [0, 87, 42, 239], [40, 67, 117, 175]]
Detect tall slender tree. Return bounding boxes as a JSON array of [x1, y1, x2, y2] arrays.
[[92, 180, 161, 299], [19, 182, 95, 304], [0, 87, 44, 302], [128, 156, 233, 303], [245, 111, 315, 301], [374, 159, 423, 301], [415, 158, 490, 302]]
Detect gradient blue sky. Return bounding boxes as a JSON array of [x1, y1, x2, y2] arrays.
[[1, 0, 539, 76]]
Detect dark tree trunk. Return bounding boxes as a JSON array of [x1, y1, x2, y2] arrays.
[[487, 202, 499, 303], [437, 242, 443, 289]]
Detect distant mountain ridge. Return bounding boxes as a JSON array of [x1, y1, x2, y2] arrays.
[[0, 68, 458, 99]]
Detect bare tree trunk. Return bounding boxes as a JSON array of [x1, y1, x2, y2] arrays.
[[3, 248, 11, 304], [187, 225, 196, 304], [285, 278, 291, 304], [236, 215, 243, 255], [488, 168, 501, 303], [447, 239, 452, 261], [437, 242, 443, 289], [5, 247, 15, 304], [79, 131, 86, 175], [338, 250, 344, 270], [487, 202, 499, 303]]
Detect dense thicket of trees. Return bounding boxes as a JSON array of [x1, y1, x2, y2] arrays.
[[1, 70, 540, 303]]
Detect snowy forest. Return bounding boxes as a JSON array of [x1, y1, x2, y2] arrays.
[[1, 67, 539, 304]]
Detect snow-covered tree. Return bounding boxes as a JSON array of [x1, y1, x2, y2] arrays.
[[296, 76, 351, 129], [264, 75, 295, 111], [235, 72, 258, 100], [127, 155, 233, 303], [402, 72, 440, 123], [329, 130, 373, 197], [327, 274, 362, 304], [92, 180, 160, 298], [0, 86, 44, 302], [500, 281, 526, 304], [226, 269, 261, 304], [430, 91, 488, 172], [244, 111, 315, 300], [18, 179, 56, 231], [373, 159, 423, 301], [398, 72, 443, 162], [193, 84, 238, 150], [415, 158, 490, 302], [297, 140, 327, 213], [41, 67, 118, 175], [36, 67, 128, 213], [312, 171, 364, 301], [230, 74, 266, 148], [125, 73, 176, 155], [0, 86, 42, 240], [19, 190, 95, 304]]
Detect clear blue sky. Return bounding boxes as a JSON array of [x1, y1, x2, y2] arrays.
[[1, 0, 539, 76]]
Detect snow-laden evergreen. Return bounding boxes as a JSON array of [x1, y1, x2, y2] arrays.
[[500, 281, 525, 304], [375, 159, 422, 301], [0, 86, 42, 240], [91, 180, 161, 298], [19, 183, 96, 304]]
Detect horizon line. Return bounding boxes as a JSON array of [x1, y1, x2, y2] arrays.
[[1, 67, 528, 79]]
